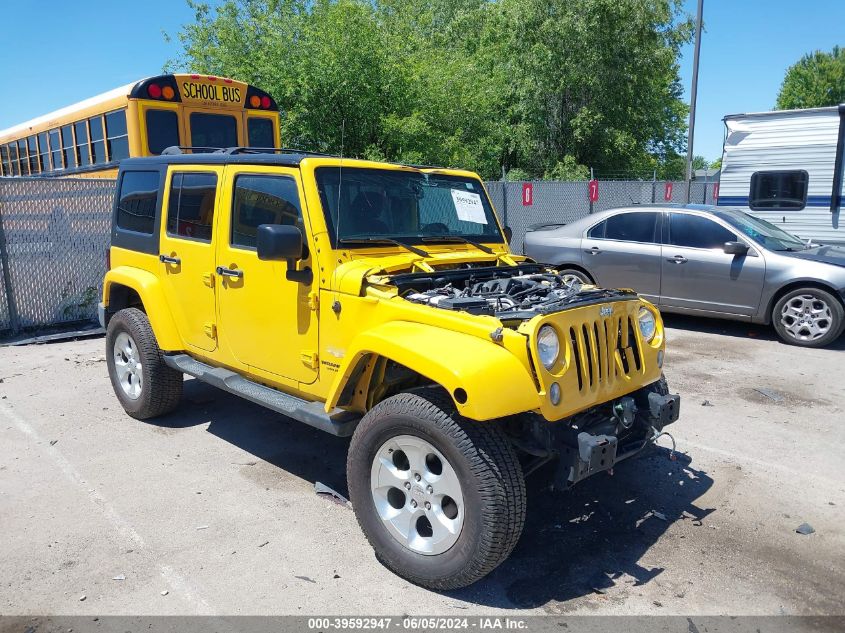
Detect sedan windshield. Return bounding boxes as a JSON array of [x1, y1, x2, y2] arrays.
[[315, 167, 504, 247], [713, 210, 807, 251]]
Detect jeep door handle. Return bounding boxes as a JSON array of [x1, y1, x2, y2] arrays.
[[667, 255, 688, 264], [216, 266, 243, 279], [159, 254, 181, 265], [584, 247, 602, 255]]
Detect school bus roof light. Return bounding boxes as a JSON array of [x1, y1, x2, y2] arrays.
[[130, 76, 182, 102]]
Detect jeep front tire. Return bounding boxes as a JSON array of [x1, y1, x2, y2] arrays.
[[346, 387, 526, 590], [106, 307, 183, 419]]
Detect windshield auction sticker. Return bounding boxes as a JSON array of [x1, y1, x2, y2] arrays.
[[451, 189, 487, 224]]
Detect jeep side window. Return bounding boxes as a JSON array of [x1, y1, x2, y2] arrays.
[[116, 171, 160, 234], [166, 172, 217, 242], [231, 174, 302, 249]]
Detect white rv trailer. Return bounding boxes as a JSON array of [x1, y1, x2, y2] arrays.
[[717, 104, 845, 244]]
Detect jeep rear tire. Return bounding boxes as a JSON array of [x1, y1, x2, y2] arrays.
[[347, 387, 526, 590], [772, 287, 845, 348], [106, 308, 183, 419]]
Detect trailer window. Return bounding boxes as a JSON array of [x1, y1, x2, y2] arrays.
[[749, 171, 808, 211]]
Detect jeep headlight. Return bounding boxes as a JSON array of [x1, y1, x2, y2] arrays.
[[638, 307, 656, 342], [537, 325, 560, 370]]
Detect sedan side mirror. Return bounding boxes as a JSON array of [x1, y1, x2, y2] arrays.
[[723, 241, 749, 256], [257, 224, 312, 284]]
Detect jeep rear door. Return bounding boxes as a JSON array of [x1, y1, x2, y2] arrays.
[[158, 166, 223, 352], [214, 166, 319, 384]]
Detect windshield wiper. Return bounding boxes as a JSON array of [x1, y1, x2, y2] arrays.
[[338, 237, 429, 257], [421, 235, 495, 254]]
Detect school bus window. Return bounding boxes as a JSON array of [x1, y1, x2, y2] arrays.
[[61, 125, 77, 170], [145, 109, 180, 155], [49, 129, 62, 170], [105, 110, 129, 161], [190, 112, 237, 149], [37, 132, 50, 172], [27, 136, 39, 173], [75, 121, 91, 167], [247, 117, 274, 148], [17, 139, 30, 176], [89, 116, 106, 164], [1, 145, 10, 176], [9, 143, 20, 176]]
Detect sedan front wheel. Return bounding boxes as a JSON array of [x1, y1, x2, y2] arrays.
[[772, 287, 845, 348]]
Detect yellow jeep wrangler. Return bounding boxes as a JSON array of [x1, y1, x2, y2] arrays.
[[100, 147, 680, 589]]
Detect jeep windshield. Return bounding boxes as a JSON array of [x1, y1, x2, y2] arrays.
[[315, 167, 505, 247]]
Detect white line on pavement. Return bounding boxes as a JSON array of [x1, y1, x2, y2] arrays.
[[678, 436, 844, 490], [0, 400, 216, 614]]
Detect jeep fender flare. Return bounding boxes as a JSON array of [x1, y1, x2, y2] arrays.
[[103, 267, 182, 351], [326, 321, 542, 421]]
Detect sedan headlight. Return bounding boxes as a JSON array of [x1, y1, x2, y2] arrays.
[[537, 325, 560, 370], [638, 307, 657, 342]]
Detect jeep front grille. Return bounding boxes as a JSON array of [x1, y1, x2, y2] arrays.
[[568, 315, 642, 392]]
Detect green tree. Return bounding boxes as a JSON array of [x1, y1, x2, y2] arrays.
[[168, 0, 693, 180], [776, 46, 845, 110], [691, 155, 708, 171]]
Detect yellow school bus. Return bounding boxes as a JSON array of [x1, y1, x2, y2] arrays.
[[0, 74, 280, 178]]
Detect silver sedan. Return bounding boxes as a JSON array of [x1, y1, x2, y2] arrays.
[[523, 204, 845, 347]]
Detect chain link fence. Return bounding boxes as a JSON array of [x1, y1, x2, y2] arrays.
[[487, 179, 717, 252], [0, 177, 116, 335], [0, 176, 718, 335]]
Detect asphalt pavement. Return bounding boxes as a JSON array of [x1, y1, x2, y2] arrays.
[[1, 315, 843, 615]]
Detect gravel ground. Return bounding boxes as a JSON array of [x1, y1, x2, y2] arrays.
[[0, 315, 843, 616]]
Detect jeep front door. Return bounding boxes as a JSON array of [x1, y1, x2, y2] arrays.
[[215, 167, 318, 384], [158, 168, 222, 352]]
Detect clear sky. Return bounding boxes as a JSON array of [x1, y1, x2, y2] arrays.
[[1, 0, 843, 163]]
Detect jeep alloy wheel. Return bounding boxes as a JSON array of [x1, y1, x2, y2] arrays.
[[370, 434, 464, 555], [347, 387, 526, 590], [113, 332, 143, 399]]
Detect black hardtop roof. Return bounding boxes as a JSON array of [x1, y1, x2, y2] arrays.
[[122, 148, 316, 168], [120, 147, 446, 170]]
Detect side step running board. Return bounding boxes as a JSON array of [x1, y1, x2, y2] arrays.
[[163, 354, 359, 437]]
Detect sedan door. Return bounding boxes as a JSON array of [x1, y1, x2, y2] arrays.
[[660, 211, 765, 317], [581, 211, 662, 302]]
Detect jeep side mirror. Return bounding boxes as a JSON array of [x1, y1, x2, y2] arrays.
[[257, 224, 304, 261], [723, 241, 749, 256], [503, 226, 513, 243], [257, 224, 312, 284]]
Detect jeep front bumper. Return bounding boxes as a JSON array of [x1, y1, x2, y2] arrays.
[[554, 386, 680, 488]]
